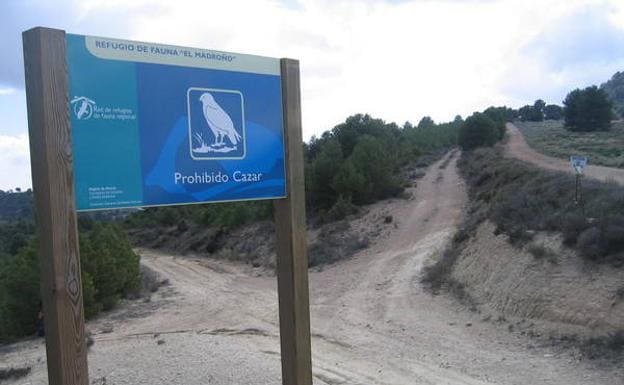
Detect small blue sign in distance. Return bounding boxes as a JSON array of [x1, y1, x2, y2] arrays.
[[66, 34, 286, 211], [570, 155, 588, 174]]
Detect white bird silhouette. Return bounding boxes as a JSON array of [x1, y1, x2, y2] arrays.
[[199, 92, 241, 147]]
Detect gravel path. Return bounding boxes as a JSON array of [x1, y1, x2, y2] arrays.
[[2, 151, 621, 384], [505, 122, 624, 185]]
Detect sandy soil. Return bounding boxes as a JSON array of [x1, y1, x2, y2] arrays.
[[2, 151, 621, 384], [451, 221, 624, 333], [504, 122, 624, 185]]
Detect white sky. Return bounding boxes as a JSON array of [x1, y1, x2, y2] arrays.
[[2, 0, 624, 190]]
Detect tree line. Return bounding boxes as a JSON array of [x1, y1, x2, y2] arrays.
[[457, 71, 621, 150], [304, 114, 459, 212], [515, 75, 621, 133]]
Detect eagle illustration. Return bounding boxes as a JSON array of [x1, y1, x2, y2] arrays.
[[199, 92, 241, 147]]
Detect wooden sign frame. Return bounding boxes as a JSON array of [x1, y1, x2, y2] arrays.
[[23, 27, 312, 385]]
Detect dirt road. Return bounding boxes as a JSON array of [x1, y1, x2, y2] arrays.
[[2, 151, 621, 384], [505, 122, 624, 185]]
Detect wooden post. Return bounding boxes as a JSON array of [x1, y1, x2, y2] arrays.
[[273, 59, 313, 385], [23, 27, 89, 385]]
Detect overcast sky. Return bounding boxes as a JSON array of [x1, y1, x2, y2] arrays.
[[2, 0, 624, 190]]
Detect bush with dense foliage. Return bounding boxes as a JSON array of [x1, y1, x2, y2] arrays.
[[79, 221, 142, 316], [0, 244, 40, 342], [563, 86, 613, 132], [0, 220, 141, 343], [348, 135, 401, 203], [543, 104, 563, 120], [458, 113, 501, 150], [482, 106, 516, 125], [518, 100, 545, 122]]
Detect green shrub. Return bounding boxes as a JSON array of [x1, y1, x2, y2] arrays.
[[349, 135, 402, 203], [80, 223, 141, 312], [482, 105, 514, 136], [458, 113, 500, 150], [306, 139, 344, 209], [517, 100, 547, 122], [563, 86, 613, 132], [544, 104, 563, 120], [0, 222, 141, 343], [157, 207, 182, 226], [0, 243, 40, 342], [332, 160, 366, 202]]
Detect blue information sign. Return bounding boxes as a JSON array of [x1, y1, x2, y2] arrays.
[[66, 34, 286, 211], [570, 155, 588, 174]]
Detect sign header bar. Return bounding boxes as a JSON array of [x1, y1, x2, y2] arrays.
[[79, 35, 281, 76]]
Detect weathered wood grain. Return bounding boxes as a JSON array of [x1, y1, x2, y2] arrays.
[[273, 58, 313, 385], [23, 27, 89, 385]]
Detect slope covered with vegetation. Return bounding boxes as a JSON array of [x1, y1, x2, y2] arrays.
[[459, 148, 624, 265], [423, 146, 624, 298], [515, 120, 624, 168]]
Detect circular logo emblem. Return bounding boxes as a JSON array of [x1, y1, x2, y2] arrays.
[[70, 96, 96, 120]]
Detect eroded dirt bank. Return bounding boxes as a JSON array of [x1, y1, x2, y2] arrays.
[[2, 152, 622, 384], [450, 221, 624, 334]]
